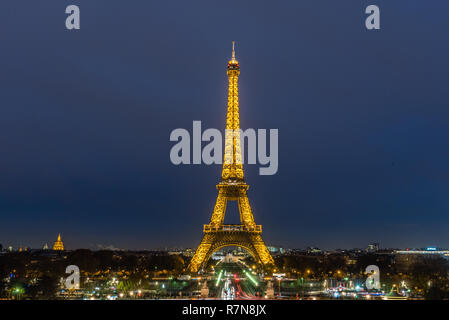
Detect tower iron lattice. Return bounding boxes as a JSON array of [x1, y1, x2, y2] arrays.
[[188, 42, 274, 273]]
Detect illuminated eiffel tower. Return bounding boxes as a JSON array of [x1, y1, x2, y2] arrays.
[[188, 42, 274, 273]]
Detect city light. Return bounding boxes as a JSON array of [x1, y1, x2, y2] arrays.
[[215, 270, 224, 287], [244, 270, 258, 286]]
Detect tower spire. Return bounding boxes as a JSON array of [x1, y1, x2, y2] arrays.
[[229, 41, 238, 66], [223, 41, 243, 180]]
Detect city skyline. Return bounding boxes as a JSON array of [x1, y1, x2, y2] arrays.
[[0, 233, 445, 252], [1, 1, 449, 250]]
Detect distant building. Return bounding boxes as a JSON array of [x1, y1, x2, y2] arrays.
[[211, 251, 225, 260], [395, 247, 449, 256], [53, 234, 64, 251], [394, 247, 449, 272], [366, 243, 379, 252], [267, 246, 285, 254], [183, 248, 194, 257], [168, 249, 183, 255], [43, 243, 49, 250], [306, 247, 322, 254]]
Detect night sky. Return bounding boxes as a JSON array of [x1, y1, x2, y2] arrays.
[[1, 1, 449, 250]]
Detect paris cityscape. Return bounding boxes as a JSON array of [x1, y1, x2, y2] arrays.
[[1, 42, 449, 301], [1, 1, 449, 310], [1, 235, 449, 300]]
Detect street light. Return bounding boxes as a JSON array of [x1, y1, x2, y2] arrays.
[[278, 278, 281, 297], [274, 274, 283, 297]]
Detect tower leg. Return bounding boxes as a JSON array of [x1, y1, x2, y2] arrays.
[[209, 190, 227, 227], [238, 192, 256, 228], [189, 234, 214, 273], [251, 234, 275, 267]]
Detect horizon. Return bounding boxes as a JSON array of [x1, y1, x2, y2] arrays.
[[1, 236, 443, 253]]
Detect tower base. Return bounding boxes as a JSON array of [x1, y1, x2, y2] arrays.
[[188, 225, 274, 273]]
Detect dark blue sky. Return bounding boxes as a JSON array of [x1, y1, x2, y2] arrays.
[[1, 1, 448, 250]]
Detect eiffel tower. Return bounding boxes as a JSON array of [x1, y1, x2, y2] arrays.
[[188, 42, 274, 273]]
